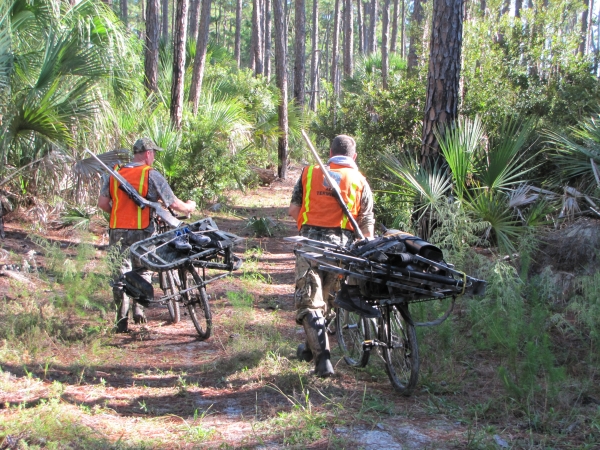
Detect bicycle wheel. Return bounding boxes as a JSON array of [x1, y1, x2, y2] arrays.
[[381, 305, 419, 395], [179, 266, 212, 340], [335, 307, 371, 367], [160, 270, 181, 323]]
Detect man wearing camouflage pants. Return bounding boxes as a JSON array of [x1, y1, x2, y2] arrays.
[[288, 135, 374, 377], [98, 138, 196, 333]]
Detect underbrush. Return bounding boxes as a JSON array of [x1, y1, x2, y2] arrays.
[[0, 234, 115, 361], [414, 238, 600, 445]]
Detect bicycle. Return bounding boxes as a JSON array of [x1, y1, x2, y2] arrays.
[[287, 232, 485, 395], [130, 217, 243, 340]]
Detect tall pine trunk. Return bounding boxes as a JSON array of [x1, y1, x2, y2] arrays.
[[189, 0, 212, 114], [391, 0, 398, 53], [381, 0, 390, 88], [234, 0, 242, 68], [294, 0, 306, 106], [368, 0, 377, 54], [407, 0, 423, 72], [121, 0, 128, 27], [145, 0, 160, 94], [162, 0, 169, 41], [264, 0, 272, 79], [252, 0, 264, 75], [188, 0, 201, 44], [343, 0, 353, 77], [309, 0, 319, 111], [273, 0, 289, 179], [331, 0, 341, 96], [357, 0, 364, 54], [170, 0, 188, 129], [421, 0, 464, 162]]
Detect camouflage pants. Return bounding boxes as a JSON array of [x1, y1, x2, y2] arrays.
[[294, 226, 353, 324], [109, 229, 154, 321]]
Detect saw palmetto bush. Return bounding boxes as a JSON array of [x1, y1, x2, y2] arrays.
[[0, 0, 137, 200], [383, 116, 539, 253]]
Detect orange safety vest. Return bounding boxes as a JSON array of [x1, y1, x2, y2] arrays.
[[296, 163, 366, 231], [109, 164, 152, 229]]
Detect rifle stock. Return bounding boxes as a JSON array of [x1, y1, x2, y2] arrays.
[[300, 130, 365, 240], [84, 149, 182, 229]]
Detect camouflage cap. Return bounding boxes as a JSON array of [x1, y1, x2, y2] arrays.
[[133, 138, 163, 153]]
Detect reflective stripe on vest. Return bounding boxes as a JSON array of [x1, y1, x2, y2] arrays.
[[109, 165, 152, 229], [297, 164, 365, 231]]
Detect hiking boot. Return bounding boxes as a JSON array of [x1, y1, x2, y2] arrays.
[[297, 342, 313, 362], [169, 233, 192, 252], [186, 231, 211, 248], [115, 319, 129, 333], [133, 314, 147, 324], [303, 311, 335, 378]]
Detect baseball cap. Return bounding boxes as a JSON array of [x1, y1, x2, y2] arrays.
[[133, 138, 163, 153]]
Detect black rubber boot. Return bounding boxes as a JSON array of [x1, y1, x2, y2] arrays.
[[303, 311, 334, 378], [297, 342, 313, 362], [114, 286, 129, 333]]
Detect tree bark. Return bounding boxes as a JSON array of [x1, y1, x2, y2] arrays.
[[145, 0, 160, 95], [264, 0, 272, 79], [309, 0, 319, 111], [407, 0, 423, 72], [586, 0, 594, 55], [421, 0, 464, 162], [234, 0, 242, 68], [331, 0, 341, 95], [368, 0, 377, 54], [189, 0, 212, 114], [162, 0, 169, 41], [343, 0, 353, 77], [357, 0, 364, 54], [400, 0, 405, 57], [170, 0, 188, 129], [188, 0, 201, 44], [120, 0, 128, 27], [514, 0, 522, 18], [294, 0, 306, 106], [390, 0, 398, 53], [381, 0, 390, 88], [273, 0, 289, 179], [252, 0, 264, 75]]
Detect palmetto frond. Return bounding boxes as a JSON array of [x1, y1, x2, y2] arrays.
[[469, 191, 524, 254], [544, 115, 600, 190], [73, 148, 130, 181], [476, 117, 537, 192], [435, 115, 484, 201], [382, 152, 452, 217]]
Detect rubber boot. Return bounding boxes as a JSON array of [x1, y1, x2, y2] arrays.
[[133, 302, 147, 324], [302, 311, 334, 377], [114, 286, 129, 333], [297, 342, 313, 362]]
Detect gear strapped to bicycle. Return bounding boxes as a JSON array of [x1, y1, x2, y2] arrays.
[[285, 230, 486, 395], [122, 217, 243, 340]]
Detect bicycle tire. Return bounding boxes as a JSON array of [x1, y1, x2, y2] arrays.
[[381, 305, 419, 396], [160, 270, 181, 324], [179, 266, 212, 340], [335, 307, 371, 367]]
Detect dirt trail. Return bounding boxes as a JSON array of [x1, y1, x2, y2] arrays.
[[0, 166, 528, 449]]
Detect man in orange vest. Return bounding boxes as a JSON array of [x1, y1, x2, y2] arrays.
[[288, 135, 374, 377], [98, 138, 196, 333]]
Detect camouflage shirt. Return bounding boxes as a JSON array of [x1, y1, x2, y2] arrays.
[[100, 162, 177, 233], [290, 164, 375, 234]]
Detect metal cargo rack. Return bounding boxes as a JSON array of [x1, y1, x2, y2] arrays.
[[130, 217, 244, 274], [285, 234, 486, 306]]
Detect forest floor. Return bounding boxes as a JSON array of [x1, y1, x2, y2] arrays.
[[0, 165, 596, 449]]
